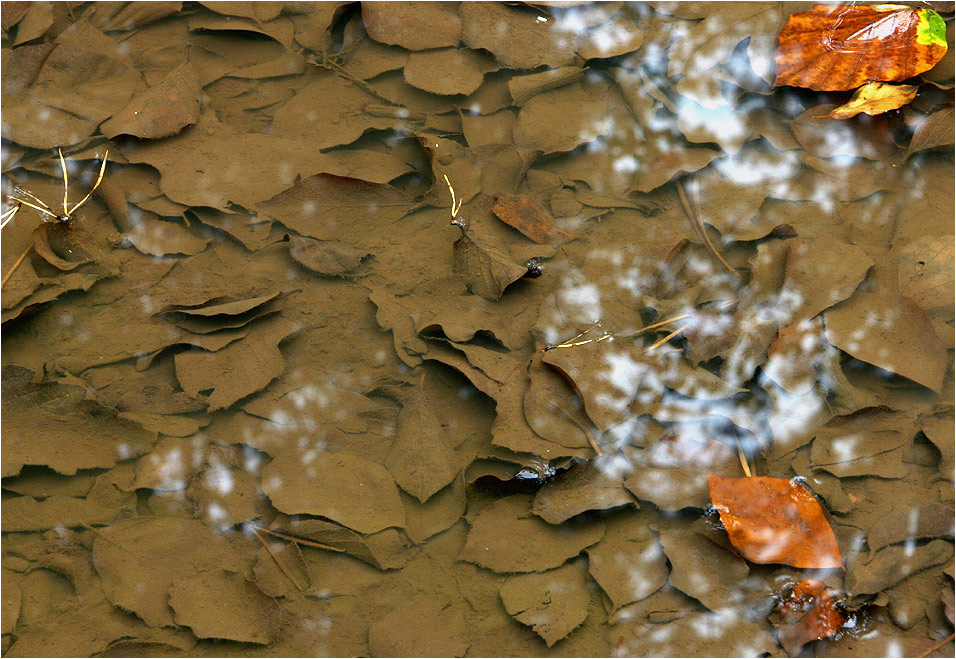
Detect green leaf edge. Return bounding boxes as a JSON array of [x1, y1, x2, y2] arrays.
[[916, 9, 948, 50]]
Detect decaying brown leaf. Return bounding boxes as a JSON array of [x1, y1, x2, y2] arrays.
[[362, 2, 462, 51], [102, 62, 201, 139], [708, 475, 843, 569], [775, 5, 949, 91], [262, 449, 406, 535], [499, 561, 590, 647], [168, 570, 277, 644], [460, 494, 604, 573], [368, 596, 470, 658], [288, 236, 370, 277], [492, 193, 574, 244], [824, 292, 947, 392], [385, 387, 460, 503]]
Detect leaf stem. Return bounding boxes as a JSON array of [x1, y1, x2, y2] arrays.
[[677, 178, 737, 275], [1, 245, 33, 287], [251, 526, 307, 591]]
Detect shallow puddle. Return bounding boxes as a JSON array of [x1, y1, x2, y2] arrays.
[[1, 2, 954, 657]]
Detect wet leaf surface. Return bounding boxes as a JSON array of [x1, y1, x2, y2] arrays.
[[775, 579, 847, 656], [827, 82, 919, 119], [168, 570, 276, 644], [92, 517, 248, 627], [708, 475, 844, 569], [1, 3, 953, 656], [368, 595, 470, 658], [775, 5, 949, 91]]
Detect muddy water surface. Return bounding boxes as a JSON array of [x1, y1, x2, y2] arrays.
[[1, 2, 954, 657]]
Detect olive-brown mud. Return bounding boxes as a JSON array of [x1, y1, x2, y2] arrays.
[[1, 2, 954, 657]]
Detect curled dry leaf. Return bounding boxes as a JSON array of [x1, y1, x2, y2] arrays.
[[775, 579, 846, 656], [775, 5, 949, 91], [826, 82, 918, 119], [707, 475, 843, 569]]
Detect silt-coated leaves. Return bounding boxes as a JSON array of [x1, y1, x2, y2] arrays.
[[708, 475, 843, 569], [775, 5, 949, 91], [385, 389, 459, 503]]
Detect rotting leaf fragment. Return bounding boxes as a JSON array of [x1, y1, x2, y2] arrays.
[[775, 579, 847, 656], [708, 475, 843, 569]]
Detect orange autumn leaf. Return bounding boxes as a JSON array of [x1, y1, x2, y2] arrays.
[[775, 4, 949, 91], [492, 194, 574, 244], [707, 475, 843, 569], [775, 579, 847, 655]]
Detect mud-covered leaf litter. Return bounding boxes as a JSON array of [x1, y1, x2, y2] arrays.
[[1, 1, 954, 657]]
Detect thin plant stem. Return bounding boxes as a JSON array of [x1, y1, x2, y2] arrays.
[[58, 148, 69, 217], [647, 323, 689, 351], [0, 204, 19, 230], [736, 440, 752, 477], [251, 526, 306, 591], [2, 245, 32, 287], [11, 187, 54, 213], [916, 632, 954, 659], [552, 404, 603, 456], [66, 151, 109, 216], [677, 178, 736, 275], [255, 525, 344, 554], [7, 197, 57, 220]]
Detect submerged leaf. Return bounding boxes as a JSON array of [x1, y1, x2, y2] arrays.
[[775, 579, 846, 656], [708, 475, 843, 569], [826, 82, 918, 119], [823, 292, 947, 392], [499, 562, 590, 647], [492, 194, 574, 244], [775, 5, 949, 91]]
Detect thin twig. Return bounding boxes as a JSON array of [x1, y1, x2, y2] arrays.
[[545, 324, 612, 351], [7, 197, 57, 220], [66, 150, 109, 216], [251, 526, 306, 591], [2, 245, 33, 287], [647, 323, 689, 351], [552, 404, 603, 456], [736, 440, 752, 477], [255, 525, 345, 553], [58, 148, 69, 217], [628, 312, 691, 338], [443, 174, 463, 220], [0, 204, 19, 230], [11, 187, 54, 213], [677, 178, 736, 275], [916, 632, 955, 659]]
